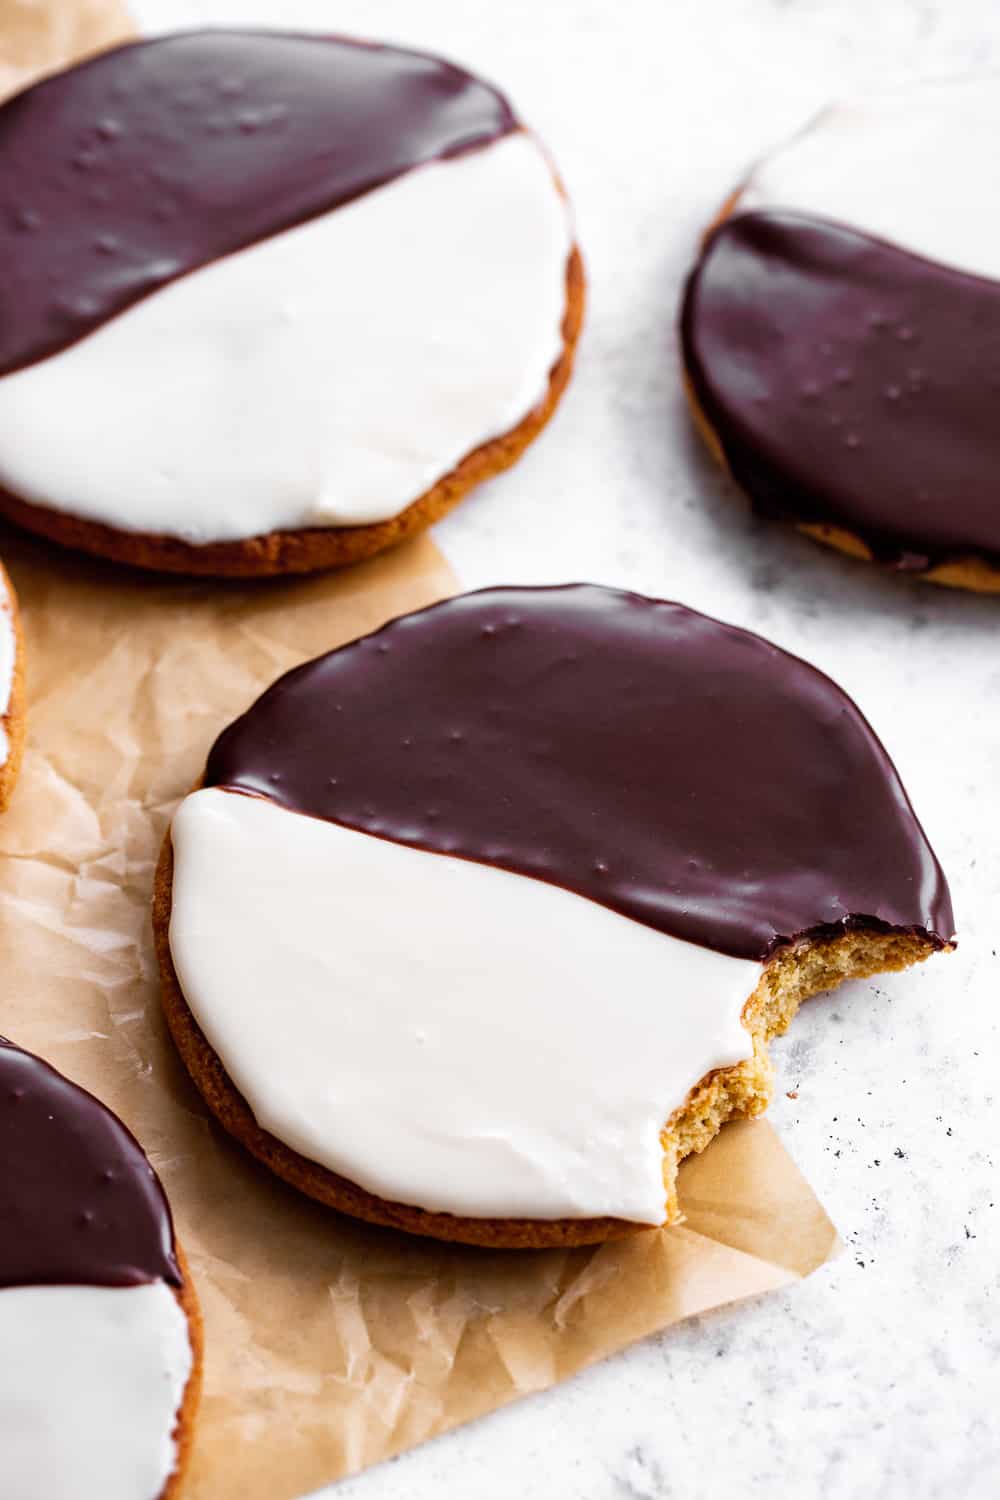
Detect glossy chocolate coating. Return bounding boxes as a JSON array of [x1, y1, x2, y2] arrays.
[[205, 585, 953, 961], [0, 1038, 180, 1288], [0, 30, 516, 376], [682, 209, 1000, 570]]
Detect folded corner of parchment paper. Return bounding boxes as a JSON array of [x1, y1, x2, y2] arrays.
[[0, 6, 840, 1497]]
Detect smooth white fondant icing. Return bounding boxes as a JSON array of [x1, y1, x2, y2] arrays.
[[0, 569, 14, 767], [168, 788, 761, 1224], [0, 1281, 192, 1500], [741, 76, 1000, 280], [0, 132, 571, 544]]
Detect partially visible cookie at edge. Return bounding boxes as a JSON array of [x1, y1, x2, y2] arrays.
[[153, 584, 955, 1248], [680, 77, 1000, 591], [0, 555, 25, 812], [0, 1036, 202, 1499]]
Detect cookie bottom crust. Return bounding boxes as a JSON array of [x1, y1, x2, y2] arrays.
[[154, 826, 943, 1248], [796, 521, 1000, 593], [164, 1243, 203, 1500]]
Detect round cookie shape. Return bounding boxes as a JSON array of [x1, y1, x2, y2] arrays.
[[156, 586, 954, 1247], [0, 1037, 201, 1499], [680, 77, 1000, 589], [0, 557, 25, 813], [0, 31, 581, 575]]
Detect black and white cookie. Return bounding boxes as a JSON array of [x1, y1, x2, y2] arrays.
[[0, 1038, 200, 1499], [155, 586, 954, 1247], [682, 77, 1000, 589]]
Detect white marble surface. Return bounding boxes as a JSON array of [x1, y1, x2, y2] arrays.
[[134, 3, 1000, 1496]]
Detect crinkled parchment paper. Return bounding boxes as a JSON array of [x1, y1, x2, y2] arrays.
[[0, 7, 839, 1497]]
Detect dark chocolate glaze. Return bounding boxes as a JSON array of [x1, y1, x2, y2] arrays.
[[205, 584, 953, 962], [0, 1038, 180, 1289], [0, 30, 516, 376], [681, 209, 1000, 571]]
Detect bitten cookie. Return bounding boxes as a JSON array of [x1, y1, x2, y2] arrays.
[[0, 1037, 201, 1499], [0, 31, 582, 576], [153, 585, 954, 1249], [0, 557, 25, 812], [681, 77, 1000, 590]]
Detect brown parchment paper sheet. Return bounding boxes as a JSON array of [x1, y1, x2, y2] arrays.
[[0, 532, 841, 1500], [0, 7, 839, 1497]]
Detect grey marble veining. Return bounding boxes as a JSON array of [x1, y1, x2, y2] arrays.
[[135, 3, 1000, 1495]]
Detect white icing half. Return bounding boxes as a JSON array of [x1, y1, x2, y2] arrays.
[[0, 132, 571, 543], [0, 568, 14, 768], [741, 76, 1000, 280], [169, 788, 761, 1224], [0, 1281, 192, 1500]]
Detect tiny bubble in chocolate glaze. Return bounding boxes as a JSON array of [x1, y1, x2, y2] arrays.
[[0, 1038, 180, 1289], [0, 30, 517, 376]]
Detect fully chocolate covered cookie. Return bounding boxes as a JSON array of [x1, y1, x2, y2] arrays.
[[154, 585, 954, 1247], [681, 78, 1000, 590], [0, 31, 582, 576], [0, 1038, 201, 1499]]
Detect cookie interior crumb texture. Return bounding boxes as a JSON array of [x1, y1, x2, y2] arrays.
[[664, 927, 940, 1224]]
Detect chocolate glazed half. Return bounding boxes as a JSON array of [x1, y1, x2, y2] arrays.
[[205, 584, 954, 961], [0, 1037, 180, 1288], [682, 209, 1000, 573]]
